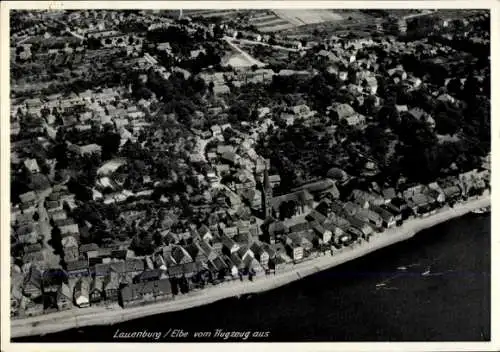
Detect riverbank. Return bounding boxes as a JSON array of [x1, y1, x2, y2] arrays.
[[10, 195, 490, 339]]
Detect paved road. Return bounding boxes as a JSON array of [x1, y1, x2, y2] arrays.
[[232, 38, 301, 52]]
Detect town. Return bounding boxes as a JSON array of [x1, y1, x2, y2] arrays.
[[10, 9, 490, 322]]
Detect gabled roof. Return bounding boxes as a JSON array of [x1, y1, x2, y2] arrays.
[[125, 258, 145, 272], [171, 246, 193, 264], [24, 266, 42, 289]]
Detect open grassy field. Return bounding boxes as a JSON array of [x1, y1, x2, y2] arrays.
[[272, 9, 344, 25]]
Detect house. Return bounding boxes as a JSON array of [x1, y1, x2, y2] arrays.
[[288, 232, 314, 252], [55, 218, 79, 235], [285, 243, 304, 262], [199, 240, 218, 262], [442, 185, 462, 202], [198, 224, 212, 242], [66, 260, 89, 277], [170, 246, 193, 265], [386, 197, 408, 214], [120, 278, 173, 308], [17, 223, 38, 244], [50, 210, 68, 222], [185, 242, 208, 264], [69, 143, 102, 156], [183, 262, 199, 278], [221, 235, 240, 256], [292, 178, 340, 200], [351, 189, 385, 207], [346, 214, 373, 238], [134, 269, 162, 283], [427, 182, 446, 203], [19, 191, 37, 206], [103, 271, 121, 302], [90, 276, 104, 303], [56, 283, 72, 311], [312, 223, 333, 243], [23, 266, 42, 299], [381, 188, 397, 203], [222, 226, 238, 238], [369, 204, 396, 228], [24, 158, 40, 174], [250, 242, 270, 268], [79, 243, 99, 256], [211, 125, 222, 137], [74, 277, 90, 308], [357, 209, 383, 228], [270, 190, 315, 219], [329, 103, 355, 121], [236, 245, 254, 263], [62, 235, 79, 262]]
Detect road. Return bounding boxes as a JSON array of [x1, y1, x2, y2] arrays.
[[223, 36, 267, 68], [232, 38, 301, 52], [66, 29, 85, 41], [403, 9, 438, 21]]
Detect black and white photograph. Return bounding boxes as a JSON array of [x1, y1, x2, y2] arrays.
[[1, 1, 497, 349]]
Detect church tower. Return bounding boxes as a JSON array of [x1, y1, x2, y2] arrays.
[[261, 159, 273, 219]]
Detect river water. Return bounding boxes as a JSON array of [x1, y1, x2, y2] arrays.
[[14, 214, 490, 342]]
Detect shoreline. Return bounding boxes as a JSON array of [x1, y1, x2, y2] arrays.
[[11, 195, 490, 339]]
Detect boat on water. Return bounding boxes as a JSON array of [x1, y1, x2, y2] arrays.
[[471, 207, 490, 215], [375, 283, 386, 288], [397, 266, 407, 271], [421, 268, 431, 276]]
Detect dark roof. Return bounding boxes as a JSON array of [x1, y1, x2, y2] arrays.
[[306, 210, 327, 224], [270, 190, 314, 212], [136, 269, 162, 281], [125, 258, 145, 272], [199, 240, 214, 255], [261, 243, 276, 258], [369, 204, 395, 222], [121, 278, 172, 302], [292, 178, 338, 195], [79, 243, 99, 253], [221, 235, 237, 250], [185, 243, 206, 260], [171, 246, 190, 263], [66, 260, 88, 272], [382, 188, 396, 199], [391, 197, 408, 207]]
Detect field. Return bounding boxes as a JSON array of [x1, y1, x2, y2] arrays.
[[250, 9, 345, 33], [181, 9, 245, 19]]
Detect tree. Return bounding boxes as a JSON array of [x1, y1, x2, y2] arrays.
[[99, 131, 121, 160]]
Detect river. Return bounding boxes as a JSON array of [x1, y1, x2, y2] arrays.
[[14, 213, 490, 342]]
